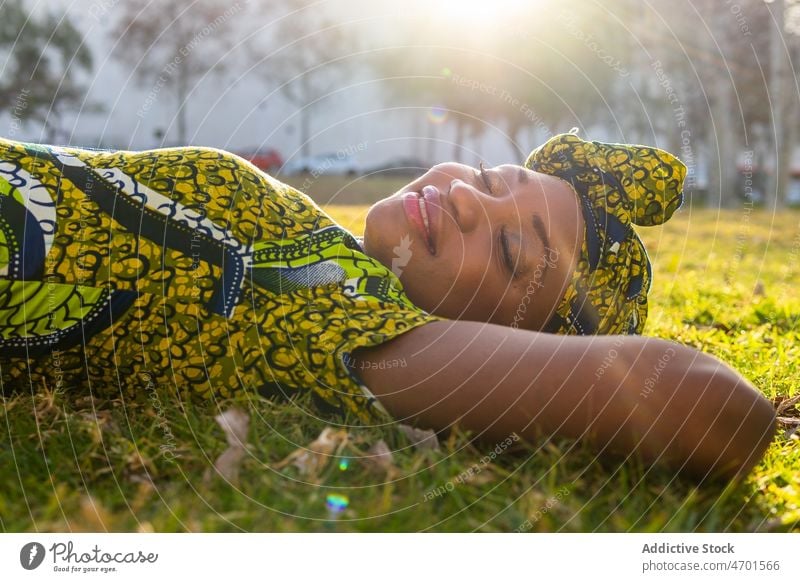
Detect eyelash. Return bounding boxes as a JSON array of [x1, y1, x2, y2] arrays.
[[480, 163, 516, 277], [499, 226, 517, 278], [478, 162, 517, 278], [479, 162, 493, 193]]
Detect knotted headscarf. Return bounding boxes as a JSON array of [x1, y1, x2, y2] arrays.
[[525, 131, 686, 335]]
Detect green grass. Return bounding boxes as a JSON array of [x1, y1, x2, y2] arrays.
[[280, 174, 410, 206], [1, 202, 799, 532]]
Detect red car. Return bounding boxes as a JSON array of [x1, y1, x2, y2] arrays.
[[237, 148, 283, 173]]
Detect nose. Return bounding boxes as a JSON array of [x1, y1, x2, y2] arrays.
[[448, 178, 491, 234]]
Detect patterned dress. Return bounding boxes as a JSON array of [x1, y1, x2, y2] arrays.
[[0, 138, 440, 423]]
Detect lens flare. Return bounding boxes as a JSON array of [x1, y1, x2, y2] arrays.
[[419, 0, 529, 29], [326, 494, 349, 514], [427, 106, 448, 124], [338, 458, 349, 471]]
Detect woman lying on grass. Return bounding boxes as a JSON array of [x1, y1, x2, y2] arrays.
[[0, 131, 776, 483]]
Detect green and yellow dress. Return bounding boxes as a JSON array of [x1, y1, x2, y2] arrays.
[[0, 138, 440, 423]]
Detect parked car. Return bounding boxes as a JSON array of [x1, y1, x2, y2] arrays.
[[364, 157, 428, 178], [236, 148, 283, 173], [281, 152, 360, 176], [788, 174, 800, 206]]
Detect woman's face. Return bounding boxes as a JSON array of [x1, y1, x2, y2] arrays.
[[363, 162, 584, 330]]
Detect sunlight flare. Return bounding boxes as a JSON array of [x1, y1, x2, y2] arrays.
[[413, 0, 533, 31]]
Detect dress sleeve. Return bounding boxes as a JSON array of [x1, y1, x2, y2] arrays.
[[313, 285, 442, 423], [251, 229, 444, 424], [0, 136, 443, 422]]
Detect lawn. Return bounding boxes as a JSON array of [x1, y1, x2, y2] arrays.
[[1, 199, 798, 532]]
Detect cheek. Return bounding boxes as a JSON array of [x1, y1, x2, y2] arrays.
[[439, 250, 497, 303], [450, 244, 493, 284], [397, 252, 461, 310], [363, 200, 399, 262]]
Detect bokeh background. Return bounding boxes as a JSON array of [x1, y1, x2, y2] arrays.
[[2, 0, 800, 208], [1, 0, 798, 533]]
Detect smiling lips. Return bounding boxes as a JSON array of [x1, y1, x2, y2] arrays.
[[402, 184, 441, 255]]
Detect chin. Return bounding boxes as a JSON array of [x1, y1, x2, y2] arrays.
[[362, 198, 398, 268]]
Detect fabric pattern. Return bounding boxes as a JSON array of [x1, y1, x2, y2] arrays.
[[525, 132, 686, 335], [0, 138, 440, 423]]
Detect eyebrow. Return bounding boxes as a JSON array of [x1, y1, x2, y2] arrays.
[[532, 214, 550, 251], [507, 214, 551, 282], [529, 214, 552, 284], [518, 168, 529, 184]]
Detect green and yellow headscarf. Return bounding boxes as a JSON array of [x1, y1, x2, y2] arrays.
[[525, 132, 686, 335]]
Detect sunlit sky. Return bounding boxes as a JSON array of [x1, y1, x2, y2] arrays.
[[10, 0, 793, 176], [423, 0, 529, 26]]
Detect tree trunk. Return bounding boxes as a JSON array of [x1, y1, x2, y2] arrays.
[[717, 82, 738, 209], [176, 67, 188, 145], [786, 86, 800, 202], [505, 119, 524, 162], [426, 112, 437, 164], [702, 12, 739, 210], [767, 0, 787, 210], [299, 108, 311, 159], [452, 117, 464, 163], [299, 74, 312, 158], [704, 120, 739, 209]]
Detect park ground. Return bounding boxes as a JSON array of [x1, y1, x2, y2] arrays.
[[1, 176, 798, 532]]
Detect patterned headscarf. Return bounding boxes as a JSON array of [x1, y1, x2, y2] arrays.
[[525, 132, 686, 335]]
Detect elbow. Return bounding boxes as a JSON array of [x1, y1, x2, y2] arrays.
[[718, 385, 777, 482], [687, 361, 777, 483]]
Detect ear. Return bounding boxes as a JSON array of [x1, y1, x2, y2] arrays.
[[526, 133, 687, 226]]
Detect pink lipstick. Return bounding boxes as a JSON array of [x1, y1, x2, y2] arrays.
[[402, 185, 441, 254]]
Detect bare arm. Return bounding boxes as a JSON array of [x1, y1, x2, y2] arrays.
[[354, 321, 776, 482]]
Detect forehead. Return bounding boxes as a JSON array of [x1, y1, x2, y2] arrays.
[[493, 165, 577, 222], [494, 164, 541, 195], [495, 164, 536, 184]]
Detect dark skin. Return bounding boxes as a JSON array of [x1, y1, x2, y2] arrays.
[[363, 162, 583, 330], [356, 162, 777, 483], [353, 323, 776, 483]]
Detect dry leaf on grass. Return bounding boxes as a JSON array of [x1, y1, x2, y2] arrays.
[[121, 451, 155, 485], [775, 393, 800, 417], [463, 465, 498, 486], [32, 382, 64, 426], [397, 423, 439, 451], [79, 410, 119, 444], [207, 407, 250, 485], [274, 426, 349, 482], [772, 393, 800, 438], [216, 407, 250, 444], [361, 439, 396, 475], [75, 495, 112, 532]]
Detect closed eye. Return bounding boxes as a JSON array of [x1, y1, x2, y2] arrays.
[[499, 225, 517, 278]]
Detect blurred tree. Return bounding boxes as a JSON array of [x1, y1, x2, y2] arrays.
[[495, 0, 625, 157], [376, 44, 497, 163], [766, 0, 796, 210], [786, 1, 800, 206], [372, 0, 622, 163], [246, 0, 361, 158], [0, 0, 95, 141], [110, 0, 247, 145], [630, 0, 784, 208]]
